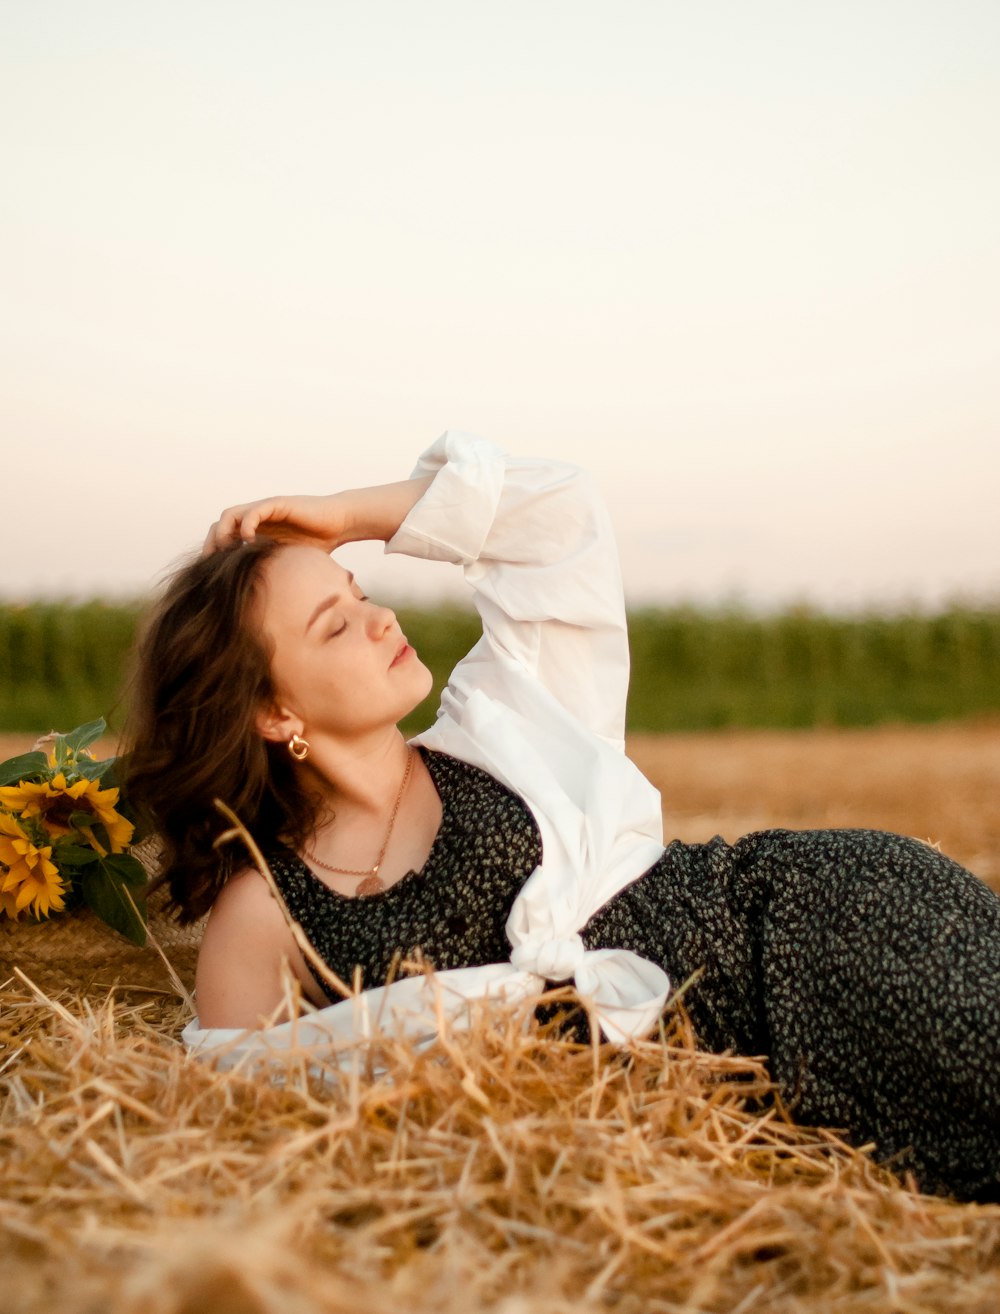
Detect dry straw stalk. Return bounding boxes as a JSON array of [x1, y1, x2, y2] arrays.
[[2, 968, 999, 1314]]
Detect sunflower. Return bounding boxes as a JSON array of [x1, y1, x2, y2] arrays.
[[0, 812, 67, 919], [0, 772, 134, 854]]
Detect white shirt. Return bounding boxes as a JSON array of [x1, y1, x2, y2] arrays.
[[183, 431, 671, 1064]]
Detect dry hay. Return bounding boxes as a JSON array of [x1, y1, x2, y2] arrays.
[[2, 975, 1000, 1314]]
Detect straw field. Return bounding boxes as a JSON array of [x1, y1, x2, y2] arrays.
[[2, 723, 999, 1313]]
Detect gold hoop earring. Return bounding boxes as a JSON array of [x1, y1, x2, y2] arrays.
[[288, 733, 310, 762]]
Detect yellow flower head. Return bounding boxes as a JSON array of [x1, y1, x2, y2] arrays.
[[0, 812, 67, 919], [0, 772, 134, 854]]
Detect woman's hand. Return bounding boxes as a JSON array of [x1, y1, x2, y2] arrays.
[[202, 476, 435, 556], [202, 493, 351, 555]]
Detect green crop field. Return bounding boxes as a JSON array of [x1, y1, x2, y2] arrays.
[[1, 599, 998, 738]]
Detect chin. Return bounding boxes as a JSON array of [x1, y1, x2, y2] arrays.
[[406, 658, 435, 710], [382, 651, 434, 726], [417, 659, 435, 697]]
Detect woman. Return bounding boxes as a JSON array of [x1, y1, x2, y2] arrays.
[[126, 431, 1000, 1202]]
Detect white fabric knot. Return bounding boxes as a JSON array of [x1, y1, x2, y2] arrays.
[[509, 933, 586, 982]]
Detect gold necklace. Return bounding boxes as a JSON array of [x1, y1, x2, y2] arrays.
[[304, 747, 414, 897]]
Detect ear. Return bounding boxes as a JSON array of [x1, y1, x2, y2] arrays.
[[255, 700, 302, 747]]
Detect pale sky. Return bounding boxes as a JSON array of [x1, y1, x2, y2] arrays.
[[2, 0, 998, 609]]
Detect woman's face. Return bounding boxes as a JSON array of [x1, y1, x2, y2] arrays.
[[256, 545, 433, 743]]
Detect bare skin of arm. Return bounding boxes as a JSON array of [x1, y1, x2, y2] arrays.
[[202, 476, 435, 557], [195, 870, 332, 1029]]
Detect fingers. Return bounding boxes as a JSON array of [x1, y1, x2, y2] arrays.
[[201, 504, 264, 556], [201, 494, 339, 556]]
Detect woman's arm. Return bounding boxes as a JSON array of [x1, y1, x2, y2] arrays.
[[194, 870, 328, 1028], [204, 431, 630, 744], [202, 475, 435, 555]]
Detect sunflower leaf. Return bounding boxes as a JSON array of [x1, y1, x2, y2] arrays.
[[0, 752, 49, 787], [62, 719, 108, 755], [105, 852, 148, 888], [54, 841, 101, 867], [80, 858, 148, 944], [72, 755, 113, 782]]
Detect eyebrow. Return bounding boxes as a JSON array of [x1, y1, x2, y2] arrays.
[[305, 572, 355, 634]]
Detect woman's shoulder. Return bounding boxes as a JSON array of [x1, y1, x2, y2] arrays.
[[194, 866, 322, 1027], [205, 864, 285, 929]]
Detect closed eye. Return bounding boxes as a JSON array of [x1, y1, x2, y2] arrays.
[[326, 592, 370, 639]]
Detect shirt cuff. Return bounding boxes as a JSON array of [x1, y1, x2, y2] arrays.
[[385, 430, 507, 566]]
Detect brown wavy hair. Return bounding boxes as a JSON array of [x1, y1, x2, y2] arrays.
[[123, 539, 316, 923]]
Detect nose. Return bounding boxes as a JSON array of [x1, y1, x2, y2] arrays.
[[367, 602, 397, 638]]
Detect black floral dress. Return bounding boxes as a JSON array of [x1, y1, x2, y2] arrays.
[[266, 749, 1000, 1202]]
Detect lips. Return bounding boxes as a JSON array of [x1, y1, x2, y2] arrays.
[[390, 640, 412, 668]]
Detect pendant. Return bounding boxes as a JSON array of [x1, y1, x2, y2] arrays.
[[356, 874, 386, 898]]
